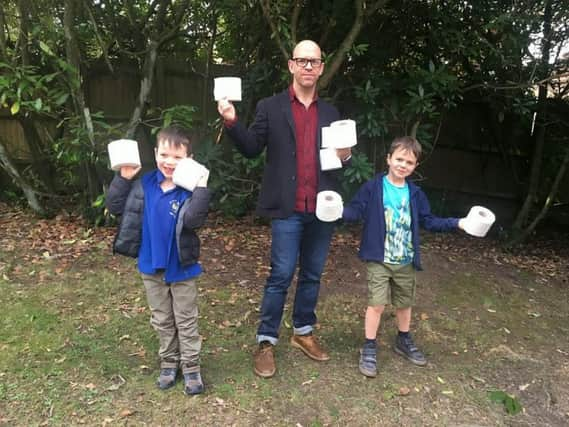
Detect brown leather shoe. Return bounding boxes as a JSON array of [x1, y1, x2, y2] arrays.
[[253, 342, 276, 378], [290, 334, 330, 361]]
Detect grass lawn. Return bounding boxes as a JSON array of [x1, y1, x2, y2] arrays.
[[1, 209, 568, 426]]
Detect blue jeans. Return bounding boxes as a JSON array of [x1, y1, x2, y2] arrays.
[[257, 213, 335, 344]]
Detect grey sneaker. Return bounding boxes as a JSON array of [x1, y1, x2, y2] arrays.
[[359, 344, 377, 377], [393, 334, 427, 366], [156, 367, 178, 390], [183, 371, 204, 395]]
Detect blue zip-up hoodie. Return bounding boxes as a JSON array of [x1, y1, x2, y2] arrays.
[[342, 174, 459, 270]]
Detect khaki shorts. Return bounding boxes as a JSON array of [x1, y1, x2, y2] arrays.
[[366, 262, 416, 307]]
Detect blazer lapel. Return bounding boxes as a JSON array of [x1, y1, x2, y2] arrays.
[[280, 91, 295, 143], [316, 98, 325, 149]]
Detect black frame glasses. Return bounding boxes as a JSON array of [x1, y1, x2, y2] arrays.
[[291, 57, 323, 68]]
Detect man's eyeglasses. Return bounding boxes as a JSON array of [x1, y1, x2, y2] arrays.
[[292, 57, 323, 68]]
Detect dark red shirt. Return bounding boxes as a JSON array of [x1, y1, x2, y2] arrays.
[[289, 85, 318, 213]]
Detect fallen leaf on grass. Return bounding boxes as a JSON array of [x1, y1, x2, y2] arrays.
[[519, 383, 530, 391], [420, 312, 429, 321], [119, 409, 134, 418], [398, 386, 411, 396]]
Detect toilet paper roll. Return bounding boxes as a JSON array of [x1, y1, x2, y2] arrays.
[[107, 139, 141, 171], [330, 119, 357, 148], [316, 191, 343, 222], [214, 77, 242, 101], [320, 148, 343, 171], [463, 206, 496, 237], [321, 126, 335, 148], [172, 158, 209, 191]]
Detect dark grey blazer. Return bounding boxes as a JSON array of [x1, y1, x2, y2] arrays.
[[225, 89, 342, 218]]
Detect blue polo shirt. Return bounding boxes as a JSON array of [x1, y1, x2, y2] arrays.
[[138, 170, 202, 283]]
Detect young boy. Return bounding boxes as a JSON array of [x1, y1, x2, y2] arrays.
[[342, 136, 465, 377], [106, 125, 211, 394]]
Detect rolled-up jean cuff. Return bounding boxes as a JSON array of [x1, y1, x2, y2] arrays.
[[293, 325, 313, 336], [257, 335, 278, 345]]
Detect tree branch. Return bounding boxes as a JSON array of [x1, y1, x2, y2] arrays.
[[0, 5, 7, 60], [461, 72, 569, 93], [319, 0, 388, 89], [259, 0, 290, 61], [0, 137, 46, 216], [290, 0, 302, 46], [83, 0, 114, 74]]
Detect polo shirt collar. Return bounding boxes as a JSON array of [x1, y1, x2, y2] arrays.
[[288, 84, 318, 103]]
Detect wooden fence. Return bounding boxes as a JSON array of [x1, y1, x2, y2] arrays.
[[1, 59, 567, 224]]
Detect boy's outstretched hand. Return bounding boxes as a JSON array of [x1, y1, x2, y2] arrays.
[[120, 165, 142, 180], [458, 218, 467, 230]]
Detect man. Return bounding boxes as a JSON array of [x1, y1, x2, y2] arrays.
[[217, 40, 351, 378]]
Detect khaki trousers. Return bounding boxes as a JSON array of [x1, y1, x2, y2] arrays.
[[141, 272, 201, 372]]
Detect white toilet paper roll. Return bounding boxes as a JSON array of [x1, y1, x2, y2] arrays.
[[463, 206, 496, 237], [316, 191, 343, 222], [330, 119, 357, 148], [108, 139, 141, 171], [320, 148, 342, 171], [214, 77, 242, 101], [321, 126, 335, 148], [172, 158, 209, 191]]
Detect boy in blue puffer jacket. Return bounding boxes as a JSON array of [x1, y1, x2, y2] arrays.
[[342, 136, 466, 377], [106, 125, 211, 395]]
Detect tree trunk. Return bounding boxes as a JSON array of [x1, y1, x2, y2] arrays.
[[126, 40, 159, 139], [201, 12, 218, 130], [0, 5, 7, 59], [512, 0, 553, 231], [0, 138, 46, 216], [64, 0, 101, 201], [19, 115, 55, 191], [507, 146, 569, 247], [16, 0, 30, 65]]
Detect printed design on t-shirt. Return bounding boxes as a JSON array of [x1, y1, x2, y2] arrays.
[[169, 199, 180, 217], [383, 179, 414, 264]]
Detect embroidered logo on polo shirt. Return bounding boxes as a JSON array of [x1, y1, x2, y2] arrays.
[[169, 200, 180, 217]]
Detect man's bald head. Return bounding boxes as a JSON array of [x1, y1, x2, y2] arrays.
[[292, 40, 321, 59]]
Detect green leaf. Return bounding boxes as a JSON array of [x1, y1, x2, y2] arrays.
[[34, 98, 43, 111], [39, 41, 55, 56], [55, 93, 70, 106], [504, 395, 522, 415], [488, 390, 507, 403], [10, 102, 20, 115]]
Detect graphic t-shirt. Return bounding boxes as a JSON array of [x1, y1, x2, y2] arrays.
[[382, 176, 414, 264]]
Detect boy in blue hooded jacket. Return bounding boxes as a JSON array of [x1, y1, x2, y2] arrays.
[[342, 136, 466, 377]]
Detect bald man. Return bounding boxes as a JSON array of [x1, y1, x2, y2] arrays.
[[218, 40, 351, 378]]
